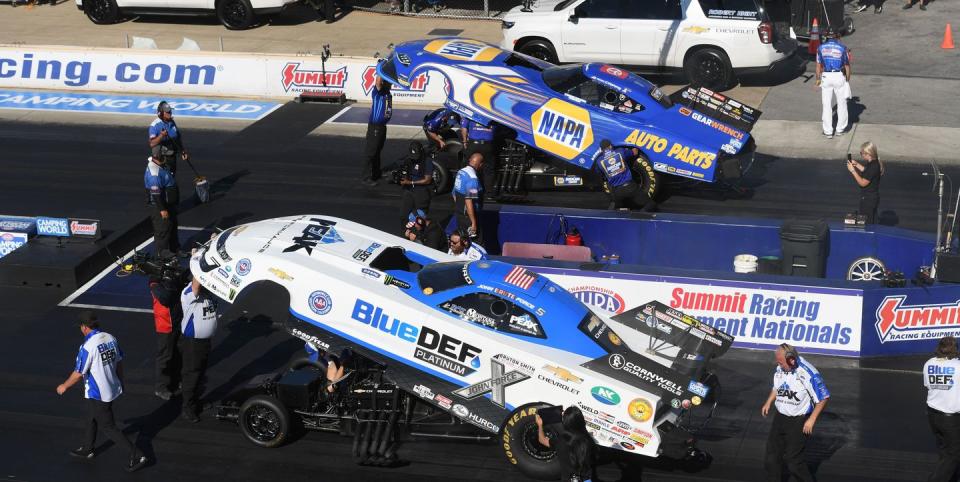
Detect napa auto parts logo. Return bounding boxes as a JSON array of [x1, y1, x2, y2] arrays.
[[281, 63, 348, 92], [570, 286, 625, 314], [875, 296, 960, 343], [362, 66, 435, 96]]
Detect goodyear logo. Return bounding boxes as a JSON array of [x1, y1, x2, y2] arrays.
[[624, 129, 715, 170], [531, 98, 593, 160], [424, 39, 501, 62]]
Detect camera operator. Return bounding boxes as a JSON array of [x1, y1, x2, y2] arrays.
[[846, 141, 882, 224], [448, 228, 487, 260], [395, 141, 434, 233], [149, 274, 184, 401], [145, 151, 181, 256], [148, 101, 189, 176], [404, 209, 446, 252], [422, 108, 462, 153]]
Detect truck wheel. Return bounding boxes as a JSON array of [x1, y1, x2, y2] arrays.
[[217, 0, 257, 29], [683, 48, 734, 91], [501, 404, 561, 481], [84, 0, 119, 24], [517, 40, 558, 64], [632, 152, 661, 203], [239, 395, 291, 448]]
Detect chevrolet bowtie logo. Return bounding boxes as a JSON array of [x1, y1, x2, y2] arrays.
[[453, 360, 529, 407], [543, 364, 583, 383]]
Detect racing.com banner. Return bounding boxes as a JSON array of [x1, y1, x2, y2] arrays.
[[0, 46, 448, 103]]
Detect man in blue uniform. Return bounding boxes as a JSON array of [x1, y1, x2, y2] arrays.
[[448, 228, 488, 260], [462, 117, 499, 201], [453, 152, 484, 244], [145, 153, 180, 256], [57, 311, 147, 472], [595, 139, 648, 210], [761, 343, 829, 482], [361, 73, 392, 187], [148, 101, 189, 176], [816, 28, 852, 139], [398, 141, 434, 232], [422, 108, 462, 152], [179, 276, 218, 422], [924, 336, 960, 482]]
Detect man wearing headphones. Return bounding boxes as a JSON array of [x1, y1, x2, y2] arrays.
[[148, 101, 189, 176], [761, 343, 830, 482], [924, 336, 960, 482]]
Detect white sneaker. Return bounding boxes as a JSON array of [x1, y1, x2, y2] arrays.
[[823, 132, 834, 139], [855, 4, 869, 11]]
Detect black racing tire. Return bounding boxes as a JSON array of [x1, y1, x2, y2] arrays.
[[217, 0, 257, 30], [517, 39, 558, 65], [500, 403, 561, 481], [631, 151, 661, 203], [239, 395, 291, 448], [683, 48, 734, 91], [84, 0, 119, 24], [431, 158, 452, 194]]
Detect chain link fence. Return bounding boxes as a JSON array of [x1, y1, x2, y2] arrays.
[[350, 0, 522, 20]]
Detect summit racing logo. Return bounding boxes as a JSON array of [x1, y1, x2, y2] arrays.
[[570, 285, 625, 314], [362, 66, 428, 94], [280, 63, 347, 92], [531, 98, 593, 161], [283, 218, 343, 254], [875, 296, 960, 343]]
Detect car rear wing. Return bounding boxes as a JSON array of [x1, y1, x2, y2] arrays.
[[669, 86, 762, 133]]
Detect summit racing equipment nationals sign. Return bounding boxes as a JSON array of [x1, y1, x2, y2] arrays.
[[874, 296, 960, 343]]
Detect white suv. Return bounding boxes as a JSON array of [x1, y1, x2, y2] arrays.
[[500, 0, 797, 90], [76, 0, 303, 29]]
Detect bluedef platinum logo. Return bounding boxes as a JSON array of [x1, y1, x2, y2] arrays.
[[308, 290, 333, 315]]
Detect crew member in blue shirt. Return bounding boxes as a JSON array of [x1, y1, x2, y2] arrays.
[[422, 108, 462, 152], [462, 117, 499, 201], [453, 152, 484, 244], [595, 139, 649, 210], [148, 101, 189, 176], [361, 73, 392, 187], [816, 28, 852, 139], [145, 151, 180, 256], [56, 311, 148, 472], [398, 141, 434, 233], [179, 275, 218, 423]]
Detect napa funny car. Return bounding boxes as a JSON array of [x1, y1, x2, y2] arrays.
[[190, 215, 734, 478], [377, 38, 759, 198]]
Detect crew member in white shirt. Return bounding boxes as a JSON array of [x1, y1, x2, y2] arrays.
[[761, 343, 829, 482], [179, 276, 218, 423], [56, 311, 147, 472], [924, 336, 960, 482]]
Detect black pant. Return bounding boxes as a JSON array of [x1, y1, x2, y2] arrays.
[[362, 123, 387, 181], [610, 183, 648, 210], [859, 192, 879, 224], [928, 411, 960, 482], [156, 330, 181, 392], [180, 337, 211, 416], [400, 187, 432, 232], [83, 398, 136, 456], [149, 205, 180, 255], [765, 412, 814, 482]]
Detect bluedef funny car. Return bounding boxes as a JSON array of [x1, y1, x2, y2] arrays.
[[377, 38, 759, 200], [191, 215, 734, 479]]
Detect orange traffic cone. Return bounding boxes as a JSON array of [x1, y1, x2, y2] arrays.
[[808, 18, 821, 55], [943, 24, 956, 50]]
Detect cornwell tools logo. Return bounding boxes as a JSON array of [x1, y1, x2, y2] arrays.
[[453, 360, 529, 408], [280, 63, 347, 92], [875, 296, 960, 343]]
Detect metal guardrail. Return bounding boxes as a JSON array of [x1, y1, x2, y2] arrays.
[[350, 0, 520, 20]]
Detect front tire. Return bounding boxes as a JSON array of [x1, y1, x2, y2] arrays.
[[501, 404, 560, 481], [632, 151, 661, 203], [217, 0, 257, 29], [517, 40, 558, 64], [84, 0, 119, 24], [683, 48, 734, 91], [239, 395, 291, 448]]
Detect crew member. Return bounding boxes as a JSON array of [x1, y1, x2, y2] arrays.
[[448, 228, 487, 260], [56, 311, 147, 473], [360, 73, 392, 187], [846, 141, 882, 224], [150, 275, 183, 401], [148, 101, 188, 176], [179, 276, 218, 423], [535, 406, 597, 482], [924, 336, 960, 482], [596, 139, 649, 210], [145, 152, 180, 256], [453, 152, 484, 243], [398, 141, 434, 232], [462, 117, 498, 200], [761, 343, 830, 482], [422, 108, 461, 152], [404, 209, 446, 251], [303, 342, 350, 395], [816, 27, 852, 139]]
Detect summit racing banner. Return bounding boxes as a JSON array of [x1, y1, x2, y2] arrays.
[[533, 268, 863, 356], [862, 285, 960, 356]]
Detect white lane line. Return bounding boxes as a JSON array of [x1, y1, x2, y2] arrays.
[[323, 105, 352, 125], [64, 303, 154, 314]]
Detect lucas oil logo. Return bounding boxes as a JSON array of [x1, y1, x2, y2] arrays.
[[570, 285, 625, 314], [362, 66, 428, 94], [280, 63, 347, 92], [424, 39, 501, 62], [531, 98, 593, 160], [875, 296, 960, 343]]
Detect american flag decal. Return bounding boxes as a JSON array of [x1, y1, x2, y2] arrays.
[[504, 266, 536, 290]]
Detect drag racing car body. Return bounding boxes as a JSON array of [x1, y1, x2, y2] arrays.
[[191, 215, 734, 478], [377, 38, 759, 198]]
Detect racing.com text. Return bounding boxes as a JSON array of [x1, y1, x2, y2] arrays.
[[0, 53, 217, 87]]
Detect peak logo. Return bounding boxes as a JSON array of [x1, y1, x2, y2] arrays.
[[875, 296, 960, 343], [362, 66, 428, 95], [570, 285, 625, 314], [281, 63, 347, 92]]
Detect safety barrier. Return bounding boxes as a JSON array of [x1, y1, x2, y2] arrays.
[[351, 0, 517, 20]]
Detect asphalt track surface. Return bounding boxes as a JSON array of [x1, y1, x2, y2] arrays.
[[0, 103, 954, 481]]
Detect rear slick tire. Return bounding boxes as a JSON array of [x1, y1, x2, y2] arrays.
[[500, 404, 560, 481]]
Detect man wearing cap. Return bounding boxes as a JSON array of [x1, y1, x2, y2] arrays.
[[596, 139, 650, 210], [179, 275, 218, 423], [148, 101, 189, 176], [404, 209, 445, 251], [815, 28, 852, 139], [145, 152, 180, 256], [924, 336, 960, 481], [398, 141, 434, 232], [56, 311, 147, 472]]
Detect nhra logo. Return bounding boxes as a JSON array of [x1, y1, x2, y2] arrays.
[[280, 63, 348, 92], [308, 290, 333, 315], [531, 98, 593, 161], [570, 285, 625, 314], [362, 66, 428, 95], [875, 296, 960, 343]]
